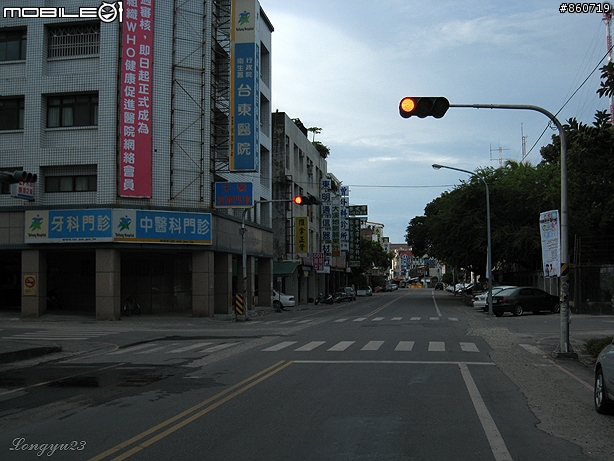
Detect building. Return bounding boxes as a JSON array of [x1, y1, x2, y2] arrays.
[[0, 0, 275, 319], [271, 112, 326, 304]]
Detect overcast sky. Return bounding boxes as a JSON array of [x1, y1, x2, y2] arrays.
[[259, 0, 611, 243]]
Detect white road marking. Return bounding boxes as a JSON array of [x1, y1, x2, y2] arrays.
[[328, 341, 355, 351], [428, 341, 446, 352], [361, 341, 385, 351], [459, 363, 513, 461], [395, 341, 415, 351]]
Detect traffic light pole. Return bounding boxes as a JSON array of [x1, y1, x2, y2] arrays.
[[450, 103, 575, 358]]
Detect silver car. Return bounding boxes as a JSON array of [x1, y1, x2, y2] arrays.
[[595, 338, 614, 413]]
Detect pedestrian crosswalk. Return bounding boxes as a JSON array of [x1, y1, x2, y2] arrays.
[[252, 316, 459, 325], [262, 339, 481, 353], [83, 338, 483, 357], [2, 329, 122, 341]]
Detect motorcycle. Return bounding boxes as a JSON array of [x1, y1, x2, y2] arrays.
[[122, 295, 142, 316], [314, 293, 334, 305]]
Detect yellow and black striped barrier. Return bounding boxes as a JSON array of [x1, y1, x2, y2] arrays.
[[235, 293, 245, 316]]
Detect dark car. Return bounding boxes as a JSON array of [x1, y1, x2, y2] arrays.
[[491, 286, 560, 317]]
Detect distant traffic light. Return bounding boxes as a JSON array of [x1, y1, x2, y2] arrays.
[[293, 195, 320, 205], [399, 97, 450, 119], [0, 170, 37, 184]]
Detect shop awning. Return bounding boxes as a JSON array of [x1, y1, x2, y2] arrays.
[[273, 261, 301, 276]]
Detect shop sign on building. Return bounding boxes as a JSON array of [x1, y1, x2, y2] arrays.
[[295, 216, 308, 254], [25, 209, 212, 245], [230, 0, 260, 172], [214, 182, 253, 208], [119, 0, 155, 198]]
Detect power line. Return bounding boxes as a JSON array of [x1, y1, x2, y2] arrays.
[[523, 44, 613, 161]]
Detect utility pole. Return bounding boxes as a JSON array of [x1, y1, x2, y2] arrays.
[[450, 103, 575, 358]]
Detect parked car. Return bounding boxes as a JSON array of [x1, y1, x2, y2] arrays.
[[472, 285, 516, 310], [356, 286, 372, 297], [434, 282, 444, 290], [595, 338, 614, 413], [334, 290, 352, 303], [491, 286, 560, 317], [272, 290, 295, 311], [343, 286, 356, 301]]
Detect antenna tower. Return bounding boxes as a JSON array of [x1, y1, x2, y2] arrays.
[[604, 10, 613, 123], [521, 123, 527, 162], [489, 143, 510, 166]]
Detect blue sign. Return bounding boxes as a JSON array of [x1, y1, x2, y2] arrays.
[[25, 209, 212, 245], [230, 41, 260, 172], [215, 182, 253, 208], [115, 210, 212, 245]]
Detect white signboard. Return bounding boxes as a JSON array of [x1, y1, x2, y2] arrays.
[[539, 210, 561, 277]]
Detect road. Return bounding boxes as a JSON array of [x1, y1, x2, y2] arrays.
[[1, 289, 613, 460]]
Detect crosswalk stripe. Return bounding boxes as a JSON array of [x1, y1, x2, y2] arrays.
[[361, 341, 384, 351], [262, 341, 297, 352], [297, 319, 314, 324], [428, 341, 446, 352], [391, 317, 402, 321], [200, 343, 239, 352], [353, 318, 367, 322], [395, 341, 415, 351], [372, 317, 384, 322], [410, 317, 420, 321], [328, 341, 355, 351], [167, 342, 212, 353], [108, 344, 160, 355], [334, 318, 349, 322], [460, 342, 480, 352], [136, 345, 172, 354], [294, 341, 326, 351]]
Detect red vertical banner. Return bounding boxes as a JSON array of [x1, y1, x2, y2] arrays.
[[119, 0, 154, 198]]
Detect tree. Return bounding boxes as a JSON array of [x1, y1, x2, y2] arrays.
[[406, 162, 559, 278], [307, 126, 322, 141]]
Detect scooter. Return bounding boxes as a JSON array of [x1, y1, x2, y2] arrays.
[[314, 293, 334, 305], [122, 295, 142, 316]]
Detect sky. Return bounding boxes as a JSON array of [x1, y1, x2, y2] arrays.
[[258, 0, 612, 243]]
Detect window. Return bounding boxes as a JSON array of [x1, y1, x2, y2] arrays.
[[45, 175, 96, 193], [0, 28, 26, 61], [48, 23, 99, 58], [0, 98, 24, 130], [47, 93, 98, 128]]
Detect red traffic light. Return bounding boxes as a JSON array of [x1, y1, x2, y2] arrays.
[[293, 195, 320, 205], [399, 97, 449, 119]]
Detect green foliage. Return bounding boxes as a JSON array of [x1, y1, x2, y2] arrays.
[[406, 161, 559, 277], [360, 238, 392, 271], [582, 336, 613, 358], [312, 141, 330, 158]]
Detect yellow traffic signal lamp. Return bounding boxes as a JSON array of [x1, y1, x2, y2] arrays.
[[293, 195, 320, 205], [399, 97, 450, 119]]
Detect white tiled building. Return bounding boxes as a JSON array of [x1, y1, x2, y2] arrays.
[[0, 0, 275, 319]]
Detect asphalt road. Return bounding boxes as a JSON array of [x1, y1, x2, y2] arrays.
[[1, 289, 614, 460]]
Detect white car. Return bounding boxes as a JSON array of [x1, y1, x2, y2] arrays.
[[272, 290, 295, 311], [595, 338, 614, 413], [473, 286, 516, 310]]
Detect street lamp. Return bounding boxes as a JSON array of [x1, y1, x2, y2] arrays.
[[432, 164, 493, 315]]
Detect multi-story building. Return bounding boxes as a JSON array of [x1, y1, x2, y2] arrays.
[[271, 112, 327, 304], [0, 0, 275, 319]]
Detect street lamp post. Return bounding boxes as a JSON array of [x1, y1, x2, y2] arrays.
[[432, 164, 493, 316]]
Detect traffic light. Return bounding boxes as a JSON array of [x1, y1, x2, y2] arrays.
[[399, 97, 450, 119], [293, 195, 320, 205], [0, 170, 37, 184]]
